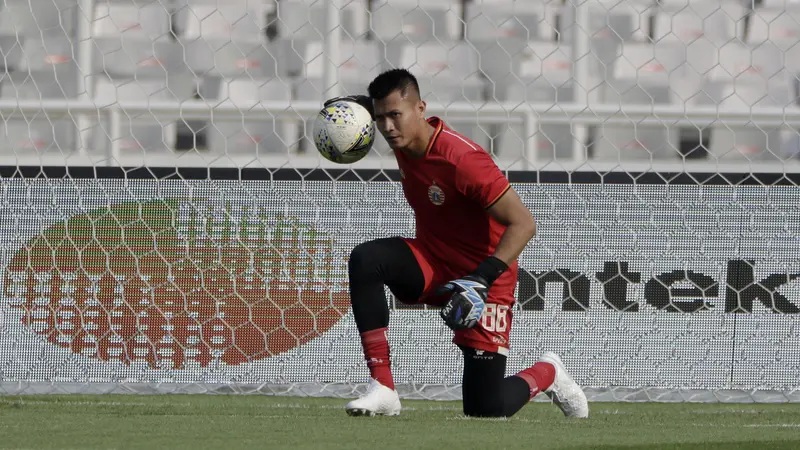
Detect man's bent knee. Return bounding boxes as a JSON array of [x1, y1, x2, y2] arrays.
[[348, 241, 379, 282]]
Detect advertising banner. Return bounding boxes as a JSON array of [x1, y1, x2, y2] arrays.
[[1, 176, 798, 401]]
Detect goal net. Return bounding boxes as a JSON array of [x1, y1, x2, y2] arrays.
[[0, 0, 798, 403]]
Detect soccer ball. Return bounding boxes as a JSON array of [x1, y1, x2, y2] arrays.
[[313, 100, 375, 164]]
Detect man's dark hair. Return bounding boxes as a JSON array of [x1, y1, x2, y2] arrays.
[[368, 68, 421, 101]]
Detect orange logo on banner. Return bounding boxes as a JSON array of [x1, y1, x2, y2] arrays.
[[4, 201, 351, 369]]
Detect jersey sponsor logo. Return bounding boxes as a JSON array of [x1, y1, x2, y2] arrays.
[[428, 183, 445, 205]]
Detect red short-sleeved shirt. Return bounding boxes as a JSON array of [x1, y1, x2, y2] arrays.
[[395, 117, 517, 294]]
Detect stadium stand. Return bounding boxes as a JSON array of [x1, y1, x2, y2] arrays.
[[0, 0, 796, 164]]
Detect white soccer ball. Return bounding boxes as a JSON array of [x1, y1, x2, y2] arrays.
[[313, 100, 375, 164]]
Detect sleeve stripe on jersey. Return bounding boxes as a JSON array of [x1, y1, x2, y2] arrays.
[[442, 130, 478, 151], [485, 184, 511, 209], [424, 120, 444, 157]]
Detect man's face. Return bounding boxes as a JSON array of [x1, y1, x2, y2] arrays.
[[372, 89, 424, 150]]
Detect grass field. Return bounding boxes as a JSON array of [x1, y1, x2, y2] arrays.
[[1, 395, 799, 449]]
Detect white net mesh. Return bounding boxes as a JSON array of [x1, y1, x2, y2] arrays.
[[0, 0, 798, 402]]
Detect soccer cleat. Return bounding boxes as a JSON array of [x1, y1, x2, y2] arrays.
[[538, 352, 590, 419], [345, 378, 402, 417]]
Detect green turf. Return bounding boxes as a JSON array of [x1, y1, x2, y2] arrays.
[[0, 395, 798, 450]]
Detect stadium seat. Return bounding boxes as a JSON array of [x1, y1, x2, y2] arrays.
[[654, 0, 746, 42], [593, 42, 686, 161], [91, 1, 175, 75], [276, 0, 368, 40], [371, 0, 463, 70], [561, 0, 652, 42], [399, 42, 483, 102], [494, 41, 576, 161], [206, 77, 298, 157], [295, 39, 379, 140], [177, 0, 269, 40], [464, 0, 542, 42], [0, 0, 78, 37], [176, 0, 283, 78], [747, 1, 800, 44], [652, 0, 745, 79], [560, 0, 655, 108], [295, 40, 380, 99], [705, 42, 790, 160], [88, 2, 197, 156], [464, 0, 542, 85], [708, 41, 787, 105], [174, 0, 284, 151], [0, 0, 81, 70], [15, 36, 79, 96], [561, 0, 653, 56], [747, 3, 800, 74], [779, 117, 800, 159], [370, 0, 462, 43], [275, 0, 369, 79], [752, 1, 800, 157], [0, 36, 79, 154], [295, 40, 380, 153], [399, 41, 488, 147], [91, 75, 196, 154]]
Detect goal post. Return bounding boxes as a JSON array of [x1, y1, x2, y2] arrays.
[[0, 0, 798, 402]]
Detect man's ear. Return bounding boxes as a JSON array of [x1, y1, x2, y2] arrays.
[[418, 99, 427, 118]]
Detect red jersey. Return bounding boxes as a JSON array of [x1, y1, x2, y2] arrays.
[[394, 117, 518, 290]]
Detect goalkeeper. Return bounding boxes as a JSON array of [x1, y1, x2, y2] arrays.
[[332, 69, 589, 419]]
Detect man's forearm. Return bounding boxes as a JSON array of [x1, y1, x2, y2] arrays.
[[492, 222, 536, 267]]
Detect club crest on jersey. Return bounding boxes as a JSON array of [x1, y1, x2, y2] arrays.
[[428, 183, 445, 206]]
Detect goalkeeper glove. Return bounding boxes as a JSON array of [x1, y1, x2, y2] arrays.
[[324, 94, 374, 120], [436, 257, 509, 331]]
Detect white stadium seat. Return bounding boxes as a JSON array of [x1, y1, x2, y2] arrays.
[[91, 75, 196, 154], [495, 41, 576, 161], [276, 0, 368, 40], [370, 0, 462, 44], [294, 40, 380, 97], [0, 35, 80, 155], [176, 1, 284, 78], [705, 42, 791, 160], [747, 2, 800, 74], [0, 0, 78, 37], [593, 42, 686, 161], [400, 41, 487, 147], [206, 77, 298, 156], [654, 0, 746, 42], [295, 40, 381, 153], [464, 0, 546, 85], [371, 0, 463, 70], [0, 0, 795, 161]]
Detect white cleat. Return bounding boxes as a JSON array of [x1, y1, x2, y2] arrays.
[[539, 352, 590, 419], [345, 379, 402, 417]]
